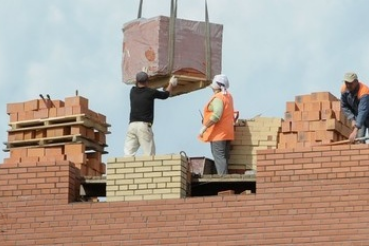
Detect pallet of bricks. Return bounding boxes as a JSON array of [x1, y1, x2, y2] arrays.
[[4, 95, 110, 176], [122, 2, 223, 96], [279, 91, 352, 148], [228, 116, 282, 173]]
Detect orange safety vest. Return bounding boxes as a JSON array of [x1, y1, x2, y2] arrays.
[[340, 81, 369, 98], [200, 92, 235, 142]]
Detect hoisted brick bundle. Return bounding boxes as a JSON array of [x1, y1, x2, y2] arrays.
[[121, 0, 223, 96]]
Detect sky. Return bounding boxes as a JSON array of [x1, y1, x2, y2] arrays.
[[1, 0, 369, 163]]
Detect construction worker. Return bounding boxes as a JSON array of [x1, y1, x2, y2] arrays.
[[198, 74, 235, 175], [340, 72, 369, 143], [124, 72, 177, 156]]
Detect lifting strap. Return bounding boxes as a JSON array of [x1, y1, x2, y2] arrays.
[[204, 0, 211, 81], [167, 0, 177, 74], [137, 0, 143, 18], [136, 0, 212, 79]]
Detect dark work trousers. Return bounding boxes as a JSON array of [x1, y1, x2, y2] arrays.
[[210, 140, 231, 175]]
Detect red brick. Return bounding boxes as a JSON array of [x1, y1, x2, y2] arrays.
[[45, 147, 64, 156], [35, 129, 46, 139], [301, 111, 320, 121], [49, 107, 57, 117], [303, 102, 321, 112], [9, 112, 18, 122], [311, 92, 338, 102], [64, 96, 89, 108], [71, 125, 87, 136], [51, 100, 65, 108], [97, 113, 107, 123], [33, 109, 49, 119], [17, 111, 34, 121], [27, 148, 45, 157], [23, 130, 35, 140], [292, 111, 302, 121], [72, 105, 89, 115], [64, 144, 85, 155], [295, 94, 312, 103], [24, 99, 39, 111], [57, 107, 66, 117], [64, 106, 73, 116], [54, 127, 71, 137], [285, 101, 297, 112], [6, 102, 24, 114]]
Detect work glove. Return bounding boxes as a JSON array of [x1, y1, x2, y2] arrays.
[[169, 76, 178, 87], [199, 125, 207, 138]]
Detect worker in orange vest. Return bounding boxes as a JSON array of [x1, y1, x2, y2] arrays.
[[198, 74, 235, 175], [341, 72, 369, 143]]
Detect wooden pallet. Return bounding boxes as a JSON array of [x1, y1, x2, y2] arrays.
[[8, 114, 111, 134], [3, 134, 108, 153], [147, 74, 211, 96]]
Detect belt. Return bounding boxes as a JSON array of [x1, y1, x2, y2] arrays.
[[130, 121, 152, 127]]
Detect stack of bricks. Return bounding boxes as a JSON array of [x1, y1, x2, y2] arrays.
[[4, 95, 110, 176], [278, 92, 351, 149], [229, 116, 282, 172]]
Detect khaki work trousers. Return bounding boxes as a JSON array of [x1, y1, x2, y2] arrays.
[[124, 122, 156, 156]]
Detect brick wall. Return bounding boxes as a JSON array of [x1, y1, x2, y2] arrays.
[[1, 144, 369, 245], [106, 155, 188, 202]]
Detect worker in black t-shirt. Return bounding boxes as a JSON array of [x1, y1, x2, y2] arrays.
[[124, 71, 178, 156]]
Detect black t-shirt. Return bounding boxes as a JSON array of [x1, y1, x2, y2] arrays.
[[129, 86, 170, 124]]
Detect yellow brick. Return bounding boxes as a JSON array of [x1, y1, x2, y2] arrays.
[[116, 190, 134, 196], [106, 185, 119, 191], [153, 188, 172, 194], [116, 168, 134, 174], [138, 184, 148, 189], [128, 184, 138, 190], [115, 156, 134, 162], [166, 182, 182, 188], [153, 166, 172, 172], [134, 178, 153, 184], [153, 154, 173, 160], [124, 195, 143, 201], [134, 189, 153, 195], [143, 160, 162, 167], [116, 179, 134, 185], [107, 162, 125, 169], [153, 177, 171, 183], [144, 172, 162, 178], [125, 161, 144, 168], [125, 173, 144, 179], [135, 156, 154, 161], [135, 167, 153, 173], [106, 168, 116, 175], [162, 171, 180, 177]]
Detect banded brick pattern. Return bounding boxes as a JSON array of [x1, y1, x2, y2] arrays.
[[0, 160, 79, 206], [257, 144, 369, 191], [1, 144, 369, 245], [106, 154, 189, 201], [229, 117, 282, 172]]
